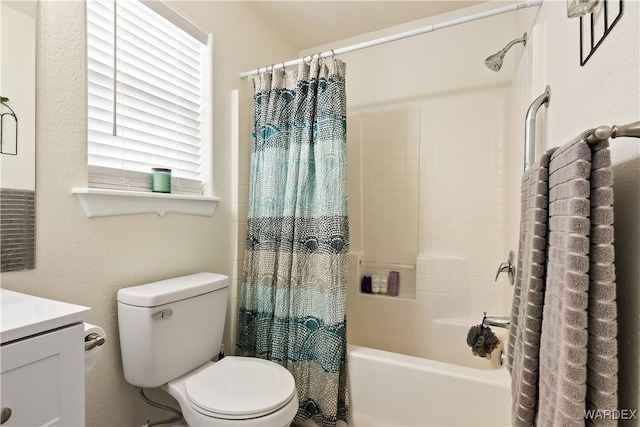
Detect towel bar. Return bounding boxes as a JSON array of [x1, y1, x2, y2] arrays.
[[585, 120, 640, 144]]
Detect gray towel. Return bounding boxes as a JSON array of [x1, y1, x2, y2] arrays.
[[507, 151, 552, 426], [508, 133, 618, 426]]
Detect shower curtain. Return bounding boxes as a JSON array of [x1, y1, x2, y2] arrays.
[[236, 58, 349, 427]]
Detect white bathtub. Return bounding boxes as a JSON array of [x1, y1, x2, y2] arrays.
[[347, 345, 511, 426]]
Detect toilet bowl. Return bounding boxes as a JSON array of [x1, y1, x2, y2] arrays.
[[164, 357, 299, 427], [117, 273, 299, 427]]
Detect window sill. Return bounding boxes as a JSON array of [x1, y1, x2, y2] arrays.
[[71, 188, 220, 218]]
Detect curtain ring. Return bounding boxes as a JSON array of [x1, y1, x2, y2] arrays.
[[303, 55, 311, 65]]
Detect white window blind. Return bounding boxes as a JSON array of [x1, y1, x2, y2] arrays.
[[87, 0, 208, 195]]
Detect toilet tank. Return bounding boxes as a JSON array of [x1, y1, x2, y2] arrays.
[[117, 273, 228, 388]]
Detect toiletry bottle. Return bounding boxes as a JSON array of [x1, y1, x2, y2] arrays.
[[361, 276, 372, 293], [388, 271, 399, 296], [372, 275, 381, 294], [380, 276, 388, 294]]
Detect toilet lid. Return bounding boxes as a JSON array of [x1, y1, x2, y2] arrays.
[[185, 356, 296, 418]]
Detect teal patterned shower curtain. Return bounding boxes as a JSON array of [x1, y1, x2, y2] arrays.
[[236, 58, 349, 427]]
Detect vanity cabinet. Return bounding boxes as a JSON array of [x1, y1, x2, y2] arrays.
[[0, 290, 90, 427], [1, 325, 85, 426]]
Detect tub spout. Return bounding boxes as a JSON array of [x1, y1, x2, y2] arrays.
[[482, 316, 510, 329]]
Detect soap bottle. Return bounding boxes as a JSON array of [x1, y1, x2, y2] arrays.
[[380, 276, 388, 294], [372, 275, 381, 294]]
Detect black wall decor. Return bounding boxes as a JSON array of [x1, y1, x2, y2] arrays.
[[580, 0, 624, 66], [0, 98, 18, 155]]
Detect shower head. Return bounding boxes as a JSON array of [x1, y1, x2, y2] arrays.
[[484, 33, 527, 72], [484, 51, 507, 72]]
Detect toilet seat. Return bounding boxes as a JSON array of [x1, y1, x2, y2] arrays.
[[184, 357, 297, 420]]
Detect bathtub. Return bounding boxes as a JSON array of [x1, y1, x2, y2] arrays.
[[345, 253, 511, 425], [347, 344, 511, 426]]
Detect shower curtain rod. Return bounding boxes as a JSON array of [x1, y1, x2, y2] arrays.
[[239, 0, 543, 79]]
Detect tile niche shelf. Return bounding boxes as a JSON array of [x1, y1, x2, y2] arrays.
[[72, 188, 220, 218], [359, 260, 417, 300], [357, 291, 415, 302]]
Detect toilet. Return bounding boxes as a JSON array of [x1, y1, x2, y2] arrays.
[[117, 273, 298, 427]]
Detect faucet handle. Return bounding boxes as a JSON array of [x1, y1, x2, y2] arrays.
[[495, 262, 511, 278], [495, 250, 516, 285]]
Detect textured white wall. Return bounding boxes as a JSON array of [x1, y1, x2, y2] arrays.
[[0, 1, 296, 425], [506, 0, 640, 418]]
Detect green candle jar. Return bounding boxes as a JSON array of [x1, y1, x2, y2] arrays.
[[151, 168, 171, 193]]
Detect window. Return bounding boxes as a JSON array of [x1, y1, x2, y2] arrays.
[[87, 0, 210, 195]]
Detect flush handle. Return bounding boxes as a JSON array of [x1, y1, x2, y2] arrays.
[[495, 250, 516, 285], [152, 308, 173, 319]]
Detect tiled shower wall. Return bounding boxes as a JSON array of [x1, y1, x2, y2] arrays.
[[418, 86, 508, 315], [348, 110, 420, 299], [359, 110, 420, 266], [347, 85, 510, 359]]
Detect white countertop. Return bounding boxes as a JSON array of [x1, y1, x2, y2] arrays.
[[1, 289, 91, 344]]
